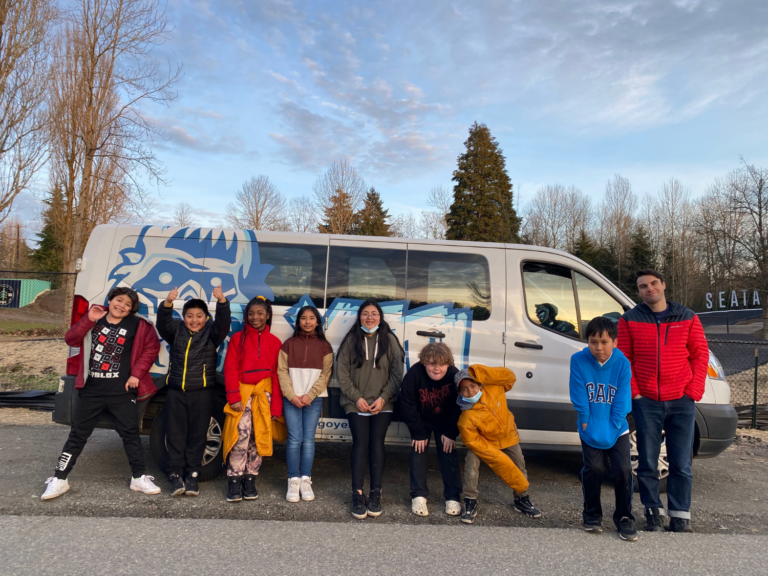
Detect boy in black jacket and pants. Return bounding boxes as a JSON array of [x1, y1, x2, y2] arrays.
[[157, 285, 231, 496], [400, 343, 462, 517]]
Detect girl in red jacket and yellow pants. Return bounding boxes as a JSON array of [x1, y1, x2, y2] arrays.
[[222, 296, 284, 502]]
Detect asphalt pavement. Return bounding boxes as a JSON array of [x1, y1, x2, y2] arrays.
[[1, 515, 766, 576]]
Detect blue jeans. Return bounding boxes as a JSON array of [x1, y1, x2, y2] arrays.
[[632, 395, 696, 519], [283, 397, 323, 479]]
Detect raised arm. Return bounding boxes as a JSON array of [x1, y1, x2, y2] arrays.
[[210, 285, 231, 347], [156, 288, 180, 345]]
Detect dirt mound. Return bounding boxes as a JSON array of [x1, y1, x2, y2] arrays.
[[25, 288, 66, 314]]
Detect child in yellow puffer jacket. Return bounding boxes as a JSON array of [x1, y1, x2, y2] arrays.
[[456, 365, 542, 524]]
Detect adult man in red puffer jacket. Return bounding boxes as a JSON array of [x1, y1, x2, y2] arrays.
[[618, 269, 708, 534]]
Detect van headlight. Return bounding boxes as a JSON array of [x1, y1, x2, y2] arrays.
[[708, 351, 726, 381]]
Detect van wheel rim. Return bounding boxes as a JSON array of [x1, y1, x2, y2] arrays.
[[202, 417, 223, 467], [629, 429, 670, 481]]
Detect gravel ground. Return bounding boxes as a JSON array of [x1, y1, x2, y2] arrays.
[[1, 412, 767, 534]]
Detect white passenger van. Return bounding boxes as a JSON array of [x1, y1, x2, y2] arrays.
[[53, 225, 737, 484]]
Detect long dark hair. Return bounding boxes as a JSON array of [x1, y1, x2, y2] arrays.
[[292, 305, 327, 341], [238, 296, 273, 374], [337, 300, 404, 368]]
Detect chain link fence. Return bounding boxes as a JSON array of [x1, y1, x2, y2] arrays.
[[708, 338, 768, 430], [0, 271, 75, 392]]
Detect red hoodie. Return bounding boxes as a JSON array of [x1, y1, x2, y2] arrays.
[[65, 305, 161, 402], [223, 323, 283, 417]]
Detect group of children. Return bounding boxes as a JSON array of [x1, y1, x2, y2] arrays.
[[41, 287, 637, 539]]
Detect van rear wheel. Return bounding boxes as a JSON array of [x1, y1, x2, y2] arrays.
[[149, 405, 225, 482]]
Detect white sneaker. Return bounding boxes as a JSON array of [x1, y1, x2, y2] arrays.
[[130, 475, 161, 495], [412, 496, 429, 516], [300, 476, 315, 501], [445, 500, 462, 516], [41, 477, 69, 501], [286, 477, 301, 503]]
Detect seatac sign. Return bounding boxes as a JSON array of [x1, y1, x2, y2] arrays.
[[705, 290, 761, 310]]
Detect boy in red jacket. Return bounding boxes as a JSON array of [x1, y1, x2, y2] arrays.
[[42, 287, 162, 500], [618, 269, 708, 533]]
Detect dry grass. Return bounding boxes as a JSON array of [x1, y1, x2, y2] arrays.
[[0, 338, 67, 391]]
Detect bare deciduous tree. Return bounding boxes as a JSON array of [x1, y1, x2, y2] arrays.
[[522, 184, 568, 249], [0, 0, 55, 223], [287, 195, 317, 234], [726, 161, 768, 336], [603, 174, 637, 289], [390, 212, 420, 239], [172, 201, 195, 227], [48, 0, 181, 316], [225, 175, 287, 231], [313, 159, 366, 235], [420, 184, 451, 239]]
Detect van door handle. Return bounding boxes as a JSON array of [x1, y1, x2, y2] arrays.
[[417, 330, 446, 338], [514, 342, 543, 350]]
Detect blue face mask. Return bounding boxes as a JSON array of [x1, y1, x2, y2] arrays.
[[361, 324, 379, 334], [456, 389, 482, 410]]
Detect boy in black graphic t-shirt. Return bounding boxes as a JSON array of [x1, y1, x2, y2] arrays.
[[41, 288, 162, 501], [400, 343, 462, 518], [86, 314, 140, 394]]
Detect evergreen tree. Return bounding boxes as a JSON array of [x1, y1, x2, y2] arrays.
[[31, 186, 65, 273], [352, 188, 391, 237], [629, 226, 655, 274], [318, 188, 355, 234], [446, 122, 520, 242]]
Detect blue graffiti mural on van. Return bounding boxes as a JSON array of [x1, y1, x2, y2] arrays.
[[107, 226, 474, 377]]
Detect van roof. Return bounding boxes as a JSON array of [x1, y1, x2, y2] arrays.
[[96, 223, 579, 259]]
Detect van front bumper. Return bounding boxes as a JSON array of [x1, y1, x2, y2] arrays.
[[695, 403, 738, 458]]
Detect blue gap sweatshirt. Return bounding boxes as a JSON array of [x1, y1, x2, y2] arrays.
[[569, 347, 632, 450]]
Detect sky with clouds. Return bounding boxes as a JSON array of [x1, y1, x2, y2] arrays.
[[12, 0, 768, 236]]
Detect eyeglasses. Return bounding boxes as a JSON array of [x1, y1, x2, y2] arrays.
[[361, 312, 380, 318]]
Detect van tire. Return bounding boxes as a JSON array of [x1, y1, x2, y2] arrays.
[[149, 405, 225, 482], [627, 418, 669, 494]]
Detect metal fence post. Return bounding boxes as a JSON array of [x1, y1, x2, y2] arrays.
[[754, 348, 759, 430]]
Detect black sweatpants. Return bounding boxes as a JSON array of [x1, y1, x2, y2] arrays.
[[581, 433, 634, 527], [165, 388, 214, 476], [54, 392, 145, 479], [409, 429, 462, 502], [347, 412, 393, 493]]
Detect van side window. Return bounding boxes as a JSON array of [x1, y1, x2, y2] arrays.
[[407, 251, 491, 320], [522, 262, 580, 338], [574, 272, 624, 330], [327, 246, 406, 303], [258, 243, 327, 308]]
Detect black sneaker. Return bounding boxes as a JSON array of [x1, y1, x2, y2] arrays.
[[644, 508, 665, 532], [184, 473, 199, 496], [461, 497, 478, 524], [668, 518, 694, 533], [618, 517, 638, 541], [367, 488, 382, 517], [351, 491, 367, 520], [242, 474, 258, 500], [168, 473, 185, 497], [226, 476, 242, 503], [514, 495, 542, 518], [583, 519, 603, 533]]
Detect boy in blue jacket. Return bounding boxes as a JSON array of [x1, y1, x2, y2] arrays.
[[570, 317, 637, 541]]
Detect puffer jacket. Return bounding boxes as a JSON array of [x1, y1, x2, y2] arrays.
[[457, 365, 529, 495], [156, 300, 231, 393], [617, 301, 709, 402], [223, 323, 283, 417]]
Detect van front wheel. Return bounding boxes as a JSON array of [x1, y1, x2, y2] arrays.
[[149, 406, 225, 482]]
